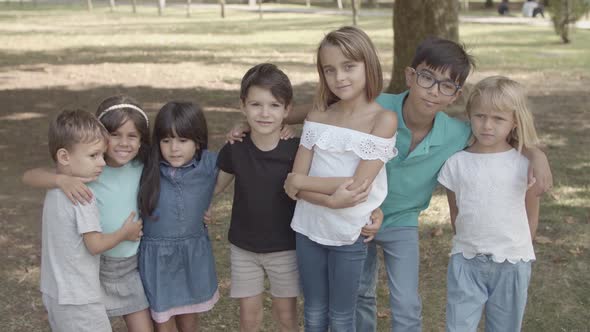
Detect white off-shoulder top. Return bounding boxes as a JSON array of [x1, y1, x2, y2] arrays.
[[291, 120, 398, 246]]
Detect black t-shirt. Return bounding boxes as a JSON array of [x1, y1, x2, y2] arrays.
[[217, 135, 299, 253]]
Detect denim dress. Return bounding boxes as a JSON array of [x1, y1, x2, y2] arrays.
[[139, 150, 218, 313]]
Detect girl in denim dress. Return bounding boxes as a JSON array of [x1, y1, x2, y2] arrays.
[[138, 102, 219, 331]]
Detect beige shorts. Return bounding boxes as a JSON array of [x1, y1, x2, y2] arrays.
[[230, 244, 300, 299]]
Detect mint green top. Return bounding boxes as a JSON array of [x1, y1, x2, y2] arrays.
[[88, 160, 143, 257], [376, 92, 471, 228]]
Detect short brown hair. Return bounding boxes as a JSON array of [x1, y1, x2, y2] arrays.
[[48, 109, 109, 162], [240, 63, 293, 106], [314, 26, 383, 111]]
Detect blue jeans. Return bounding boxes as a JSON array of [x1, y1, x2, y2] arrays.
[[356, 226, 422, 332], [296, 232, 367, 332], [446, 253, 532, 332]]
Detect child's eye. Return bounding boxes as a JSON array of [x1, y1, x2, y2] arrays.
[[421, 73, 435, 82], [345, 64, 355, 71], [110, 133, 118, 137], [324, 68, 334, 74], [271, 103, 282, 108], [179, 138, 188, 143], [161, 138, 170, 143]]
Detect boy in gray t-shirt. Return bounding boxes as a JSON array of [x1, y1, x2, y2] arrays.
[[39, 110, 143, 332]]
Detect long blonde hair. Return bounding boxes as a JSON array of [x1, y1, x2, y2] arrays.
[[466, 76, 539, 152], [313, 26, 382, 112]]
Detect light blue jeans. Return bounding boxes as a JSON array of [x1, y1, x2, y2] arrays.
[[446, 253, 532, 332], [356, 226, 422, 332], [296, 232, 367, 332]]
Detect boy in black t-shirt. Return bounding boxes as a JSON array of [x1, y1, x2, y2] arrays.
[[213, 63, 299, 332]]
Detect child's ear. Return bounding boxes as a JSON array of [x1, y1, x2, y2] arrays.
[[404, 67, 414, 88], [240, 100, 246, 114], [56, 148, 70, 166], [449, 88, 463, 104]]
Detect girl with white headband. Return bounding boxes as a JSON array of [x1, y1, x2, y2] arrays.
[[23, 95, 154, 331]]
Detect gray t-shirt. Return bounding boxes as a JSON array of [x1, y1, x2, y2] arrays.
[[40, 189, 103, 305]]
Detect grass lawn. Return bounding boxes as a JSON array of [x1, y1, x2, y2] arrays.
[[0, 3, 588, 331]]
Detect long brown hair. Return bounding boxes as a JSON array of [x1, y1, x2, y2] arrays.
[[138, 102, 208, 218]]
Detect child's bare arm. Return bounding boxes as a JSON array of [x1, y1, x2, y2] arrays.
[[214, 170, 235, 195], [522, 146, 552, 195], [525, 189, 540, 240], [446, 189, 458, 234], [83, 212, 142, 256], [23, 167, 94, 204]]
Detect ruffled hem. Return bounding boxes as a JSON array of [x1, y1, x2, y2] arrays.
[[150, 289, 219, 323], [301, 121, 398, 162], [455, 251, 536, 264]]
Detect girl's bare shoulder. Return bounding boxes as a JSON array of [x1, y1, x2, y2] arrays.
[[371, 105, 398, 138]]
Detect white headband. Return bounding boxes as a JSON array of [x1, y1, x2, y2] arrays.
[[97, 103, 149, 126]]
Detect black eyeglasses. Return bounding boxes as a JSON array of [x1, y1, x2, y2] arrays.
[[411, 68, 461, 96]]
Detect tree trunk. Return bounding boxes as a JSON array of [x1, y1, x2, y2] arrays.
[[337, 0, 343, 10], [306, 0, 311, 8], [131, 0, 137, 13], [351, 0, 359, 25], [87, 0, 93, 11], [560, 0, 570, 43], [248, 0, 256, 7], [220, 0, 226, 18], [462, 0, 469, 11], [258, 0, 263, 19], [158, 0, 165, 16], [186, 0, 191, 17], [388, 0, 459, 93], [109, 0, 115, 12]]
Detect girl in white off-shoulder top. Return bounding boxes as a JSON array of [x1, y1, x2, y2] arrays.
[[283, 26, 398, 331]]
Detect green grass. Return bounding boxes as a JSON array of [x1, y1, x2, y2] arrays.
[[0, 5, 588, 332]]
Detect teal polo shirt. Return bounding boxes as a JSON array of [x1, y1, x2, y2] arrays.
[[376, 91, 471, 228]]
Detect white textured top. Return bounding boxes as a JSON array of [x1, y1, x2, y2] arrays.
[[438, 149, 535, 263], [291, 121, 398, 246]]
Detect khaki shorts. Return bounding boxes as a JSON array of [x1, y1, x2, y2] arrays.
[[230, 245, 300, 298], [42, 293, 112, 332]]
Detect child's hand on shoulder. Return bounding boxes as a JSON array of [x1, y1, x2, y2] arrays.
[[280, 124, 296, 140], [225, 121, 250, 144], [361, 208, 383, 243], [56, 174, 94, 205], [121, 212, 143, 242], [328, 179, 370, 209]]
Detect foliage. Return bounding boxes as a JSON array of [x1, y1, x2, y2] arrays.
[[548, 0, 590, 43]]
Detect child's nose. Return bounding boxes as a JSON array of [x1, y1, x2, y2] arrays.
[[428, 82, 439, 96]]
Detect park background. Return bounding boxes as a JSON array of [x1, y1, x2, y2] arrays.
[[0, 0, 588, 331]]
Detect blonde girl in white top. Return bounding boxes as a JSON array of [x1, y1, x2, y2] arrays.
[[283, 26, 397, 331], [437, 76, 541, 332]]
